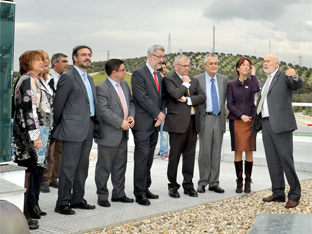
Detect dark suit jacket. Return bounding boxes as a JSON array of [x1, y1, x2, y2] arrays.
[[227, 75, 260, 119], [163, 72, 206, 134], [95, 79, 135, 147], [194, 72, 228, 133], [253, 70, 302, 134], [52, 67, 103, 142], [131, 64, 165, 132]]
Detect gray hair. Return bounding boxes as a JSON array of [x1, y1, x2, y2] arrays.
[[51, 53, 68, 68], [173, 54, 190, 66], [147, 45, 165, 57], [204, 53, 218, 64]]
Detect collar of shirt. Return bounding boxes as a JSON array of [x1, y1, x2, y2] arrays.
[[146, 62, 156, 77], [107, 76, 119, 93], [74, 65, 86, 80], [51, 69, 60, 80], [40, 77, 54, 95]]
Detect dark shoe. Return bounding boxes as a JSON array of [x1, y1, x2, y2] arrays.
[[169, 188, 180, 198], [55, 205, 75, 215], [111, 196, 134, 203], [98, 200, 111, 207], [70, 199, 95, 209], [244, 161, 253, 193], [285, 200, 299, 208], [35, 205, 47, 216], [135, 194, 151, 206], [146, 189, 159, 199], [29, 206, 41, 219], [234, 161, 243, 193], [209, 185, 225, 193], [40, 183, 50, 193], [49, 180, 59, 188], [197, 185, 205, 193], [184, 188, 198, 197], [262, 195, 285, 202], [27, 218, 39, 230]]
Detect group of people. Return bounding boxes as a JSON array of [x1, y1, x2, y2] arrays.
[[12, 44, 302, 230]]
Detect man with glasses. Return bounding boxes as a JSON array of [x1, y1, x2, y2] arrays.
[[131, 45, 166, 206], [194, 53, 228, 194], [53, 45, 103, 215], [94, 59, 135, 208], [163, 54, 205, 198]]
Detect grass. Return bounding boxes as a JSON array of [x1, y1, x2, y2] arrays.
[[92, 73, 132, 86]]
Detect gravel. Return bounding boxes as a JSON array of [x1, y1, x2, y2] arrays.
[[84, 178, 311, 234]]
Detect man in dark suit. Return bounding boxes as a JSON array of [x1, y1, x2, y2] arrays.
[[53, 45, 103, 215], [253, 54, 302, 209], [194, 53, 228, 194], [131, 45, 166, 206], [95, 59, 135, 208], [163, 54, 206, 198]]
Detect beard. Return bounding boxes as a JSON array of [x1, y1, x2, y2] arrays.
[[78, 60, 91, 69]]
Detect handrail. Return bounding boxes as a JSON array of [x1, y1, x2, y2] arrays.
[[292, 102, 312, 107]]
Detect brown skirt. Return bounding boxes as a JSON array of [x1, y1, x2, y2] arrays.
[[229, 119, 256, 151]]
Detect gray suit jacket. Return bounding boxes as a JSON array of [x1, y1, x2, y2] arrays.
[[194, 72, 228, 133], [52, 67, 103, 142], [253, 70, 302, 134], [94, 79, 135, 147]]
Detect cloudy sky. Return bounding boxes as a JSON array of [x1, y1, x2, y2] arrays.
[[13, 0, 312, 70]]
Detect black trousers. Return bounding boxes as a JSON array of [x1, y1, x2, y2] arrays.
[[167, 116, 197, 190], [28, 166, 45, 208]]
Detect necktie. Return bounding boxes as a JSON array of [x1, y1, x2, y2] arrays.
[[211, 78, 220, 116], [116, 83, 128, 120], [83, 72, 95, 116], [187, 86, 194, 113], [153, 71, 160, 93], [256, 75, 272, 114]]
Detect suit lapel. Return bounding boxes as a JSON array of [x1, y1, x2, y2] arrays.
[[120, 81, 130, 107], [199, 73, 206, 96], [143, 65, 159, 95], [216, 73, 223, 103], [106, 79, 123, 111], [72, 68, 89, 103], [267, 70, 280, 94]]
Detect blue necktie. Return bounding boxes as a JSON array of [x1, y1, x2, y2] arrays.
[[211, 78, 220, 116], [83, 72, 95, 116]]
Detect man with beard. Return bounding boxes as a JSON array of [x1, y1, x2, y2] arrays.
[[53, 45, 103, 215], [253, 54, 302, 209], [131, 45, 166, 206]]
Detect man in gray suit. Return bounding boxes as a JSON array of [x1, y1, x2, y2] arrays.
[[194, 53, 228, 194], [131, 45, 166, 206], [53, 45, 103, 215], [95, 59, 135, 208], [253, 54, 302, 209]]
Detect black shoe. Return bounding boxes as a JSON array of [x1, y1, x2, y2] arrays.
[[169, 188, 180, 198], [27, 218, 39, 230], [135, 194, 151, 206], [40, 183, 50, 193], [70, 199, 95, 209], [111, 196, 134, 203], [209, 185, 225, 193], [98, 200, 111, 207], [55, 205, 75, 215], [49, 180, 59, 188], [184, 188, 198, 197], [35, 205, 47, 216], [29, 206, 41, 219], [146, 189, 159, 199], [197, 185, 205, 193]]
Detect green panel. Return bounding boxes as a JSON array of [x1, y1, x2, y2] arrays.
[[0, 2, 15, 163]]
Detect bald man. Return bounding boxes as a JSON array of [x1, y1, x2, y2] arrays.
[[253, 54, 302, 209]]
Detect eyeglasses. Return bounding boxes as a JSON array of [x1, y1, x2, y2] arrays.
[[177, 64, 190, 68], [80, 53, 92, 57], [152, 54, 165, 60], [117, 68, 126, 72]]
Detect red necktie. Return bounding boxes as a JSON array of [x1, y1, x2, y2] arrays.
[[116, 83, 128, 120], [153, 71, 160, 93]]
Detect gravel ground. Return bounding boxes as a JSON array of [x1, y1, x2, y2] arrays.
[[84, 177, 311, 234]]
